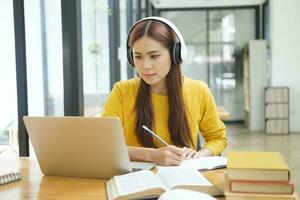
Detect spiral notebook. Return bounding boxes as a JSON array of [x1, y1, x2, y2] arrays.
[[0, 169, 22, 185]]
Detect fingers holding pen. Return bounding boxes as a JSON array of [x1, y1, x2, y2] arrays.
[[165, 146, 197, 165], [168, 145, 185, 157], [141, 126, 185, 165], [165, 145, 185, 163], [153, 145, 185, 166]]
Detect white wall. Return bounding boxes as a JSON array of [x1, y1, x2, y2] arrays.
[[249, 40, 268, 131], [270, 0, 300, 132]]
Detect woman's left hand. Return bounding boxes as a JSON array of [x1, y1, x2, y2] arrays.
[[182, 147, 196, 160], [192, 148, 213, 158]]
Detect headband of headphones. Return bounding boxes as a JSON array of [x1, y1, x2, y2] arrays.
[[126, 16, 187, 66]]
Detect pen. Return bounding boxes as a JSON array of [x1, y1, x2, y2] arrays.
[[142, 125, 169, 146]]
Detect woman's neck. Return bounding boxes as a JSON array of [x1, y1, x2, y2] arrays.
[[150, 79, 167, 95], [149, 76, 185, 95]]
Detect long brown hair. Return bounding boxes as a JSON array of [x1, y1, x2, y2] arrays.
[[130, 20, 195, 148]]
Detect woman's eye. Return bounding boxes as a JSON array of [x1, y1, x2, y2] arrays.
[[151, 55, 160, 59], [134, 55, 142, 60]]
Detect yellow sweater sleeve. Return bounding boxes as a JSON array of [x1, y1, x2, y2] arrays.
[[199, 84, 227, 156]]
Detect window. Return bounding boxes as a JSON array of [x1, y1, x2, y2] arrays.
[[161, 11, 208, 83], [120, 0, 129, 80], [81, 0, 110, 116], [0, 0, 19, 156], [161, 8, 257, 121], [25, 0, 64, 117]]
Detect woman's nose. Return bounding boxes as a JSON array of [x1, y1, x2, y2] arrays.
[[142, 58, 152, 69]]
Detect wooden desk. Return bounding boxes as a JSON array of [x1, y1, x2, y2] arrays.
[[0, 158, 226, 200]]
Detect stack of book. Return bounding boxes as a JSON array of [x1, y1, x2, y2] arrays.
[[265, 87, 289, 134], [225, 151, 298, 200]]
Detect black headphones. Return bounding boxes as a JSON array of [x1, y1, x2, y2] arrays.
[[126, 17, 187, 66]]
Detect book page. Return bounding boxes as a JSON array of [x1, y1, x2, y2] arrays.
[[156, 168, 213, 190], [156, 156, 227, 171], [158, 189, 217, 200], [113, 170, 165, 196]]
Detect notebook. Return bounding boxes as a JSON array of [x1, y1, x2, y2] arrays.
[[0, 169, 22, 185], [105, 168, 223, 200], [156, 156, 227, 171]]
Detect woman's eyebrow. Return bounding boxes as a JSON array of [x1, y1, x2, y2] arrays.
[[134, 50, 160, 55]]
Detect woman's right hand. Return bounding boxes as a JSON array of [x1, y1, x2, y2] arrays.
[[150, 145, 185, 166]]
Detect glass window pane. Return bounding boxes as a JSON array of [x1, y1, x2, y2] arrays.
[[43, 1, 64, 116], [161, 11, 208, 82], [82, 0, 110, 116], [161, 9, 256, 121], [263, 2, 270, 43], [25, 0, 64, 117], [209, 9, 256, 120], [0, 0, 19, 156], [209, 11, 236, 43], [120, 0, 128, 80]]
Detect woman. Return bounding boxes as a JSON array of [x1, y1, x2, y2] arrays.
[[101, 17, 227, 166]]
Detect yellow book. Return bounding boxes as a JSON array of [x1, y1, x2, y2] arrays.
[[227, 151, 290, 182]]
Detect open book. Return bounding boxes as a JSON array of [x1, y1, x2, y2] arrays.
[[156, 156, 227, 171], [158, 189, 217, 200], [106, 168, 223, 200]]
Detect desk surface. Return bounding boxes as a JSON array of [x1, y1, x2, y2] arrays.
[[0, 158, 226, 200]]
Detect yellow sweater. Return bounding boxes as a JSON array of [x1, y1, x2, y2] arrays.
[[101, 77, 227, 156]]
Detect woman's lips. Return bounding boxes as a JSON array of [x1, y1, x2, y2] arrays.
[[143, 73, 156, 77]]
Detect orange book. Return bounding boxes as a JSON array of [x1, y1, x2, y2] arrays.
[[229, 179, 294, 194], [227, 151, 290, 182], [224, 174, 298, 200]]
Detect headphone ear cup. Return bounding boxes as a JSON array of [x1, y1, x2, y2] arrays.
[[170, 43, 176, 65], [173, 42, 182, 65], [127, 47, 134, 66]]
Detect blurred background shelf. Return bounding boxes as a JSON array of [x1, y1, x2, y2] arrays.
[[265, 87, 289, 134]]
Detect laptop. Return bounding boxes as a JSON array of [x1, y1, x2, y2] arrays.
[[23, 116, 132, 179]]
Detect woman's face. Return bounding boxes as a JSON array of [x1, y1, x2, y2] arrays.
[[132, 35, 171, 91]]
